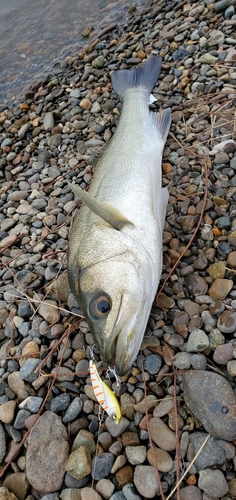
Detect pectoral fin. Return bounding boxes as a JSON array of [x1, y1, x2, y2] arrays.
[[69, 182, 133, 230]]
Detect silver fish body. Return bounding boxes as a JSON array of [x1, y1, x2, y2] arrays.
[[68, 56, 171, 375]]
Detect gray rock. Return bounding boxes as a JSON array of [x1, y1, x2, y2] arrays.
[[92, 56, 106, 68], [19, 358, 41, 383], [18, 301, 33, 317], [26, 411, 69, 493], [18, 123, 30, 139], [91, 453, 114, 480], [50, 393, 71, 413], [122, 483, 142, 500], [62, 396, 83, 423], [43, 112, 55, 131], [105, 416, 129, 437], [133, 466, 159, 498], [0, 421, 6, 463], [47, 134, 62, 148], [182, 370, 236, 440], [19, 396, 43, 413], [14, 409, 31, 429], [110, 493, 126, 500], [190, 354, 207, 371], [186, 330, 209, 352], [41, 494, 60, 500], [143, 354, 162, 374], [189, 433, 227, 470], [75, 359, 89, 378], [178, 485, 202, 500], [198, 469, 228, 497]]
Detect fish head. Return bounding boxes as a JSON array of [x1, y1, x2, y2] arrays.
[[70, 224, 153, 376]]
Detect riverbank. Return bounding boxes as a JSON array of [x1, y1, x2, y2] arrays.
[[0, 0, 236, 499]]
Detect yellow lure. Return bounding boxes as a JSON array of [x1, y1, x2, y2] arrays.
[[89, 360, 122, 424]]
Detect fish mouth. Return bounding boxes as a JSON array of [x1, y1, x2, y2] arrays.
[[104, 293, 140, 376]]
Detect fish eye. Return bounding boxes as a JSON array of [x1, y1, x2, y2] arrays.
[[221, 406, 229, 414], [89, 293, 112, 319], [112, 414, 117, 420]]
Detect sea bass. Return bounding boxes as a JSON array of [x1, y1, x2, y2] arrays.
[[68, 55, 171, 375]]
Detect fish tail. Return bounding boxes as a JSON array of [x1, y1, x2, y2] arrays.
[[151, 108, 172, 143], [111, 55, 162, 97]]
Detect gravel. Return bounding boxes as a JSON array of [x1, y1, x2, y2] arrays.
[[0, 0, 236, 498]]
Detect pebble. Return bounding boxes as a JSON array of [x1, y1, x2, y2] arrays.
[[198, 469, 228, 498], [189, 433, 227, 470], [133, 466, 159, 498], [62, 397, 83, 424], [3, 472, 29, 500], [122, 484, 141, 500], [0, 489, 18, 500], [213, 343, 234, 364], [50, 393, 71, 413], [96, 479, 115, 499], [72, 429, 96, 455], [186, 330, 209, 352], [125, 446, 146, 465], [217, 310, 236, 333], [146, 447, 173, 472], [182, 370, 236, 440], [0, 422, 6, 463], [0, 401, 16, 424], [91, 453, 115, 480], [66, 447, 91, 480], [209, 278, 233, 299], [149, 417, 176, 451], [26, 411, 69, 493]]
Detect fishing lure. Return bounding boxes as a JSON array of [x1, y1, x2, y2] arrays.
[[89, 360, 122, 424]]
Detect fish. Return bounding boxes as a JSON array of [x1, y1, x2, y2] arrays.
[[68, 55, 171, 376], [182, 370, 236, 441], [89, 359, 122, 424]]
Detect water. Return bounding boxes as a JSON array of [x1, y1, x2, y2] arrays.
[[0, 0, 132, 106]]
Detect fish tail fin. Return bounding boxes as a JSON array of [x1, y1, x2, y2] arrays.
[[111, 55, 162, 96], [151, 108, 172, 143]]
